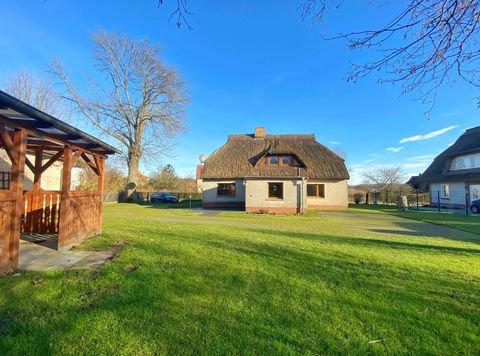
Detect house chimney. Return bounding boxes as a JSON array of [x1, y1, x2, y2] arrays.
[[196, 164, 203, 180], [254, 127, 266, 138]]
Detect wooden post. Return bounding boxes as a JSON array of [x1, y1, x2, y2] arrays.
[[465, 183, 470, 215], [97, 156, 105, 233], [58, 146, 72, 248], [31, 149, 42, 232], [9, 129, 26, 268]]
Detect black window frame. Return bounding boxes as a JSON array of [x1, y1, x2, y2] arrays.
[[307, 183, 325, 198], [217, 183, 236, 197], [0, 171, 11, 190], [268, 182, 284, 199]]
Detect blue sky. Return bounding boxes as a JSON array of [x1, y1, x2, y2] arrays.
[[1, 1, 479, 184]]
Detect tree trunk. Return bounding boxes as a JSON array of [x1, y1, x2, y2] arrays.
[[125, 146, 141, 200]]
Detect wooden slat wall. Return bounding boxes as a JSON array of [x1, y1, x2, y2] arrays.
[[0, 129, 26, 273], [21, 191, 60, 234], [58, 192, 102, 249], [0, 192, 15, 272]]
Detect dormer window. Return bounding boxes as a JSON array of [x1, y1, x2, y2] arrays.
[[450, 153, 480, 170], [260, 155, 302, 167]]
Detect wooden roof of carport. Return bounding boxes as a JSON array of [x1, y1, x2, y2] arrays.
[[0, 89, 118, 274], [0, 90, 119, 155]]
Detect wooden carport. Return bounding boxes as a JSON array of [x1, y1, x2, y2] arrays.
[[0, 90, 118, 273]]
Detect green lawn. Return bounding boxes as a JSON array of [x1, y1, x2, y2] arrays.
[[1, 204, 479, 354], [350, 203, 480, 235]]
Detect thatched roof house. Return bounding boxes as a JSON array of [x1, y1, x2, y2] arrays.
[[198, 128, 349, 213], [415, 126, 480, 210], [420, 126, 480, 183]]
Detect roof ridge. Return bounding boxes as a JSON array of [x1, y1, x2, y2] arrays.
[[228, 133, 315, 140]]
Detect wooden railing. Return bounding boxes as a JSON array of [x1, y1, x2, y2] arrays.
[[21, 191, 61, 234]]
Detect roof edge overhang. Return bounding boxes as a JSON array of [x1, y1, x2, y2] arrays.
[[0, 90, 120, 155]]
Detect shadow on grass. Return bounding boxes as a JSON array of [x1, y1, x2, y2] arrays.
[[1, 224, 479, 354]]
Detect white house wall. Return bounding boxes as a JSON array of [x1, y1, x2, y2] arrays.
[[245, 179, 302, 214], [430, 182, 466, 207], [0, 149, 64, 191], [201, 179, 245, 208], [306, 179, 348, 210]]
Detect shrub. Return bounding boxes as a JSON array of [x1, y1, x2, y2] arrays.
[[353, 193, 363, 204]]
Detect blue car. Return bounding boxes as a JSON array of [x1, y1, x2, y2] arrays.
[[470, 199, 480, 214], [150, 192, 179, 203]]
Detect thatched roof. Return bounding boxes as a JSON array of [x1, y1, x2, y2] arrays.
[[201, 133, 349, 180], [420, 126, 480, 183]]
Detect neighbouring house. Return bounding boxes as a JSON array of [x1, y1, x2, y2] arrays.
[[414, 126, 480, 209], [198, 128, 349, 213], [0, 150, 83, 191]]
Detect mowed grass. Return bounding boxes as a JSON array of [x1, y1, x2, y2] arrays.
[[1, 204, 480, 355], [350, 203, 480, 235]]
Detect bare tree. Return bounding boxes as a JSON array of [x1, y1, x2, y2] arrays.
[[3, 72, 66, 119], [303, 1, 480, 106], [158, 0, 193, 30], [363, 166, 403, 204], [51, 30, 188, 194], [160, 1, 480, 106]]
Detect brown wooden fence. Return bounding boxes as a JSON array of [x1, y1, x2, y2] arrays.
[[0, 190, 16, 271], [21, 191, 60, 234], [58, 191, 102, 248]]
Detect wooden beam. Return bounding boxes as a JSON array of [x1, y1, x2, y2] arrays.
[[61, 146, 72, 195], [24, 156, 35, 173], [0, 124, 17, 165], [58, 146, 72, 248], [0, 114, 108, 158], [40, 150, 63, 174], [71, 149, 83, 168], [81, 152, 99, 176], [96, 155, 105, 234], [9, 128, 27, 268]]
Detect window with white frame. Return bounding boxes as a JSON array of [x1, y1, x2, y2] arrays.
[[451, 153, 480, 170], [441, 184, 450, 198]]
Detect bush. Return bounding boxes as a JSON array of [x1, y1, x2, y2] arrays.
[[353, 193, 363, 205]]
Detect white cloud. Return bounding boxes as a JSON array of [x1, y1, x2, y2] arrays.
[[330, 141, 341, 145], [409, 154, 434, 161], [385, 147, 404, 153], [399, 125, 458, 144]]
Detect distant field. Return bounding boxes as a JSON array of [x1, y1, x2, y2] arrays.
[[1, 204, 479, 354]]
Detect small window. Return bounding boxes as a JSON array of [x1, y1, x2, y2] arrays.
[[281, 156, 292, 166], [307, 183, 325, 198], [0, 172, 10, 190], [217, 183, 236, 197], [268, 182, 283, 199], [441, 184, 450, 198], [261, 155, 301, 167], [269, 156, 279, 165]]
